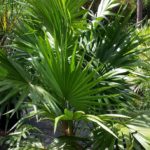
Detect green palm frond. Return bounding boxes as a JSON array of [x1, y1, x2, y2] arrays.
[[0, 51, 30, 104], [96, 0, 119, 18], [26, 0, 87, 50]]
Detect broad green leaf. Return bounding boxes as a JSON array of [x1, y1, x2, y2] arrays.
[[64, 109, 73, 119]]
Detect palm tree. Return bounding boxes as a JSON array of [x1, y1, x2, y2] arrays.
[[0, 0, 150, 149]]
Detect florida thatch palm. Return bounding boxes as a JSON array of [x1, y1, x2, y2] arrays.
[[0, 0, 150, 149]]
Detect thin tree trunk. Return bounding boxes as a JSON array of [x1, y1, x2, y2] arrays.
[[62, 121, 74, 136], [137, 0, 143, 27]]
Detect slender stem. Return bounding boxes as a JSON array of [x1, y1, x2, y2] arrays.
[[62, 120, 74, 136]]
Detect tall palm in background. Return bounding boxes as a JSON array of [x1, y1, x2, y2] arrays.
[[0, 0, 150, 149]]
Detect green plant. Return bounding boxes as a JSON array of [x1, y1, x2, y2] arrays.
[[0, 0, 150, 149], [0, 0, 28, 134]]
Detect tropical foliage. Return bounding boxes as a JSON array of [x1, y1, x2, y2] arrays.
[[0, 0, 150, 150]]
